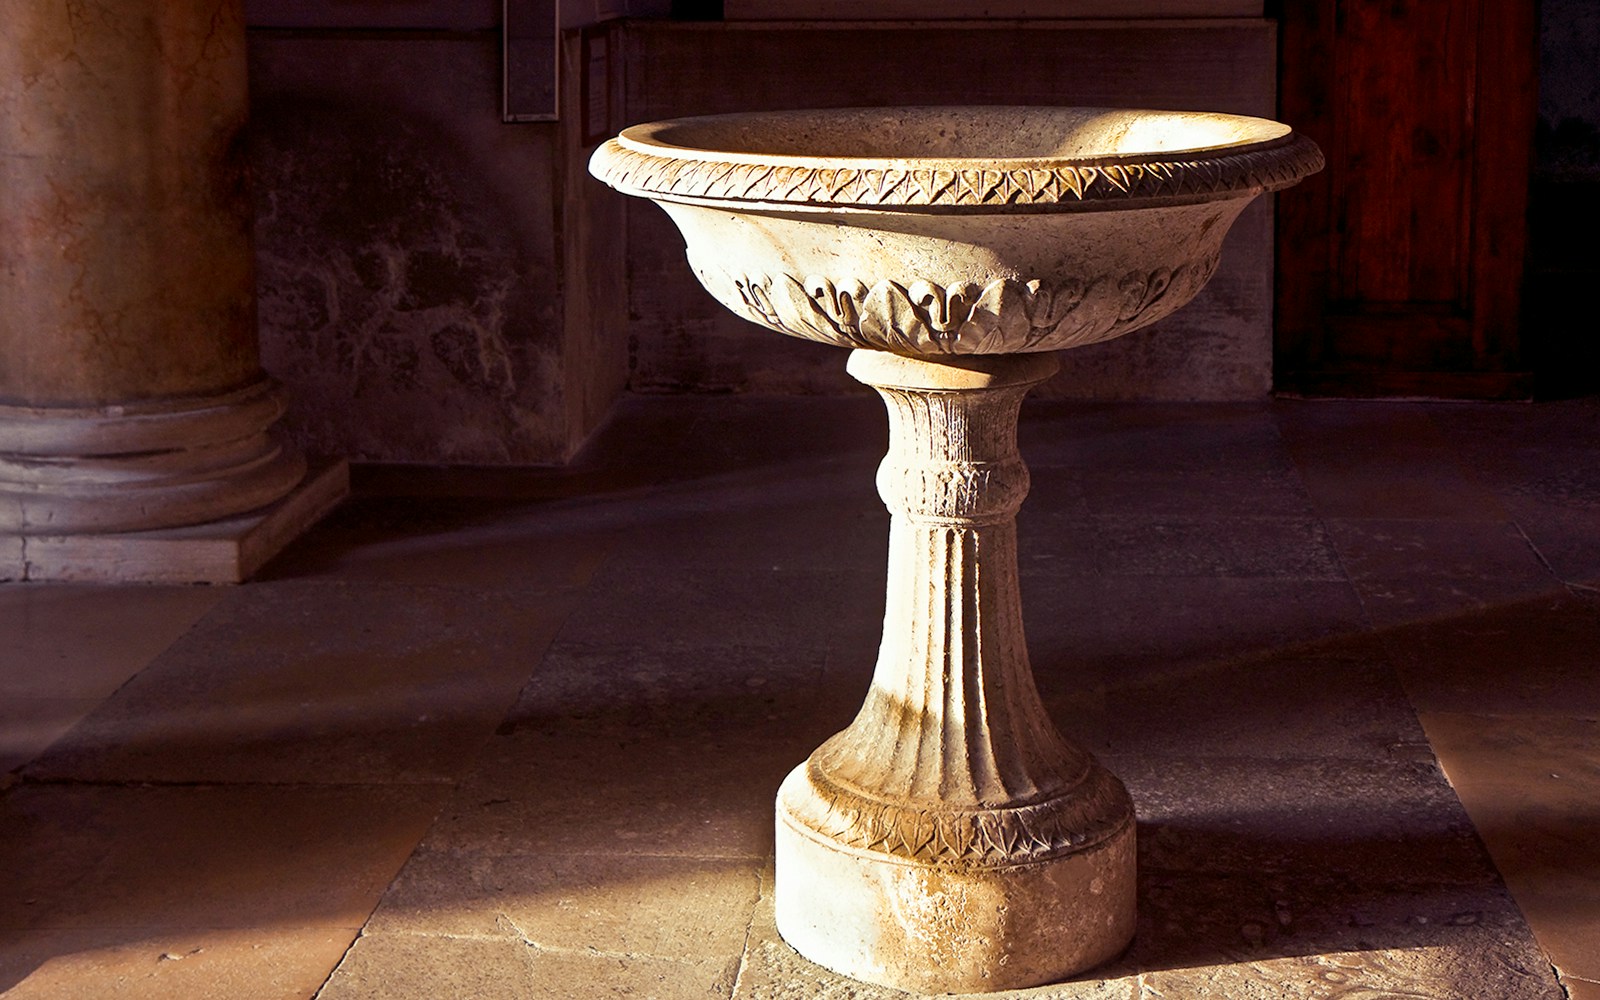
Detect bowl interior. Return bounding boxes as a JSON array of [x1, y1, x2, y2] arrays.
[[621, 107, 1292, 164]]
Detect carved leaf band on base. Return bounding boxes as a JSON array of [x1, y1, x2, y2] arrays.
[[783, 757, 1134, 868]]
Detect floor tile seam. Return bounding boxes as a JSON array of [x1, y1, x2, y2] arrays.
[[8, 920, 369, 935], [1509, 519, 1576, 587], [1132, 865, 1500, 885], [7, 775, 456, 792], [1104, 750, 1446, 769], [1033, 568, 1352, 582], [400, 847, 769, 862], [245, 578, 593, 601], [1426, 407, 1533, 501], [1418, 709, 1600, 723], [411, 847, 775, 863], [311, 925, 366, 1000], [1324, 514, 1556, 533], [726, 868, 765, 1000]]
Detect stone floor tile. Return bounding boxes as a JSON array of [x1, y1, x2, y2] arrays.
[[25, 581, 574, 785], [1132, 870, 1555, 990], [1089, 516, 1343, 580], [0, 783, 441, 933], [1275, 402, 1510, 521], [318, 930, 739, 1000], [421, 729, 792, 859], [679, 394, 887, 478], [1039, 577, 1367, 683], [1387, 594, 1600, 715], [1326, 518, 1562, 623], [1328, 518, 1550, 582], [0, 583, 224, 700], [1018, 512, 1104, 578], [1073, 467, 1318, 519], [505, 642, 830, 750], [602, 496, 884, 576], [1111, 756, 1497, 884], [1419, 713, 1600, 982], [1019, 402, 1294, 477], [368, 849, 761, 964], [1511, 500, 1600, 585], [1138, 942, 1563, 999], [1103, 653, 1425, 762], [561, 565, 882, 656], [261, 494, 623, 590], [0, 696, 102, 774], [0, 925, 358, 1000], [1566, 977, 1600, 1000]]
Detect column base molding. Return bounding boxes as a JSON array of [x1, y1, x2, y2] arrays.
[[0, 379, 308, 536], [1, 459, 349, 584]]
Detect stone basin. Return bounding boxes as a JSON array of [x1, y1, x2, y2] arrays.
[[590, 106, 1323, 356], [590, 107, 1321, 994]]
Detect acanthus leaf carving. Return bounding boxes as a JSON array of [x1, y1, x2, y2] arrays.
[[707, 259, 1219, 356]]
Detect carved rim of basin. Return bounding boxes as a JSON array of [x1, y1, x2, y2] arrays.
[[590, 105, 1324, 212]]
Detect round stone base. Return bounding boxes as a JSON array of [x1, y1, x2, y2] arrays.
[[773, 766, 1136, 994], [0, 379, 306, 535]]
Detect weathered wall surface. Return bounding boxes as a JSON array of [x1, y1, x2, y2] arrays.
[[250, 35, 571, 463], [618, 20, 1280, 401], [245, 1, 628, 465]]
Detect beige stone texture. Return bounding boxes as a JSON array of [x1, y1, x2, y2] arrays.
[[6, 459, 348, 584], [620, 20, 1284, 400], [0, 926, 358, 1000], [25, 581, 577, 786], [0, 582, 223, 770], [590, 101, 1318, 990], [0, 783, 442, 998], [1420, 713, 1600, 988]]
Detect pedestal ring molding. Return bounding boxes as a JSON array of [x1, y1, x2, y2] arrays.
[[782, 755, 1133, 867]]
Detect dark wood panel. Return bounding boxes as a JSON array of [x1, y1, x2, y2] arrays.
[[1276, 0, 1538, 398]]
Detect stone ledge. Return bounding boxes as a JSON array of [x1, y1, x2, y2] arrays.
[[1, 460, 349, 585]]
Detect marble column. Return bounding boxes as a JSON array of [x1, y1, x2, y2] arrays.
[[0, 0, 346, 582]]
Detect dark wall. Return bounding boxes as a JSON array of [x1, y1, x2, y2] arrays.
[[1528, 0, 1600, 396], [244, 3, 629, 465]]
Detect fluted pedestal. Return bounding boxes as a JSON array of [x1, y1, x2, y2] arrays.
[[0, 0, 345, 582], [775, 350, 1135, 992]]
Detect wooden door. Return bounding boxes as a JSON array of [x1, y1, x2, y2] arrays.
[[1276, 0, 1538, 398]]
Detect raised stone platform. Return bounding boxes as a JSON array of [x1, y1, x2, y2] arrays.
[[1, 461, 349, 585]]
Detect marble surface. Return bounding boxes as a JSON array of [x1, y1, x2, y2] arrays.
[[0, 0, 261, 406]]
